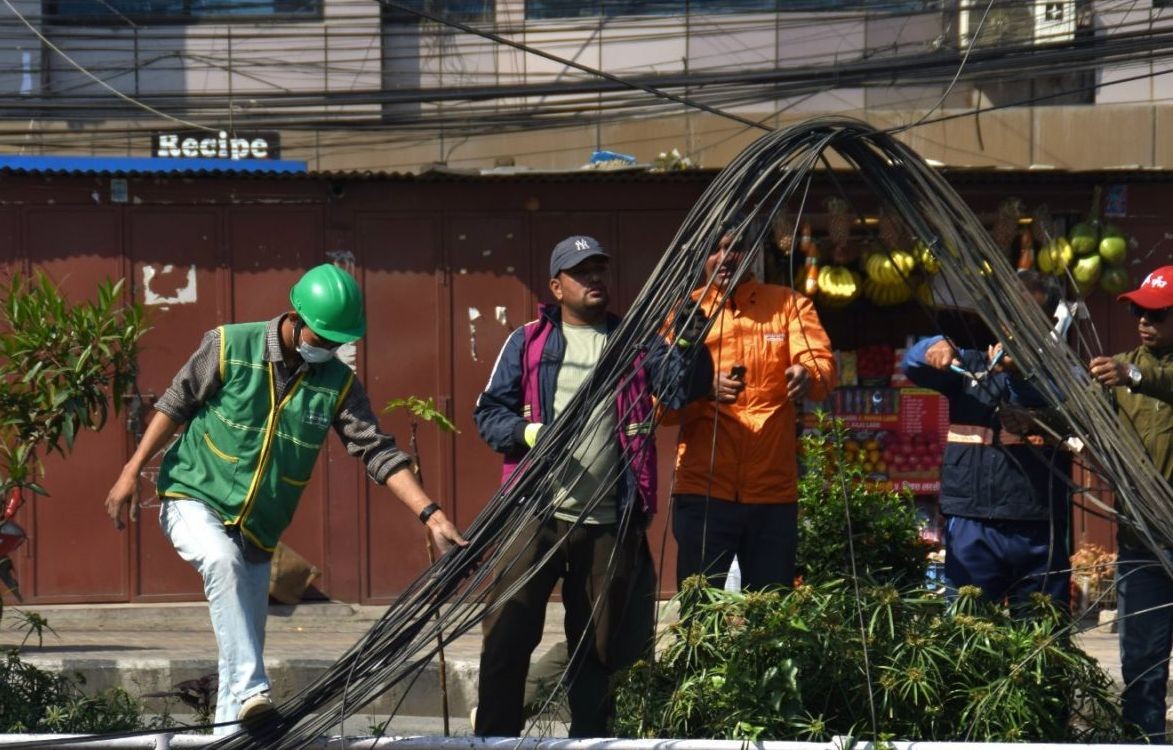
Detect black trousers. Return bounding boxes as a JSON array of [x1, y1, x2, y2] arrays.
[[1117, 545, 1173, 740], [672, 494, 798, 590], [475, 516, 655, 738]]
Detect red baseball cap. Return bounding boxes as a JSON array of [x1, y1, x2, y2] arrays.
[[1119, 266, 1173, 309]]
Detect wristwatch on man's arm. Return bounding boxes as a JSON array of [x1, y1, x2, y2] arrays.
[[1127, 363, 1143, 390]]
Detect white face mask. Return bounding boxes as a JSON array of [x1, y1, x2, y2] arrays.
[[294, 321, 337, 364], [298, 342, 336, 364]]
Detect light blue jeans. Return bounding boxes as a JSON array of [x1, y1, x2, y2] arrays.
[[160, 499, 271, 735]]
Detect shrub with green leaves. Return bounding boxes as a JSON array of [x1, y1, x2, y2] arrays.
[[0, 272, 146, 492], [0, 274, 153, 730], [0, 649, 154, 733], [614, 417, 1127, 742], [615, 580, 1125, 742], [797, 416, 931, 585]]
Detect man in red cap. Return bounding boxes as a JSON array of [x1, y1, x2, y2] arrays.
[[1089, 265, 1173, 741]]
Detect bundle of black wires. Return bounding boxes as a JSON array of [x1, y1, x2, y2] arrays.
[[13, 116, 1165, 750]]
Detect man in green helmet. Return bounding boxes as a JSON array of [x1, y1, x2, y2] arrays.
[[104, 263, 465, 734]]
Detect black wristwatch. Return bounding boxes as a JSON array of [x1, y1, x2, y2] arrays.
[[418, 502, 441, 524]]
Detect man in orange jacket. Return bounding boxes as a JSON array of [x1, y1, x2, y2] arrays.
[[671, 230, 836, 590]]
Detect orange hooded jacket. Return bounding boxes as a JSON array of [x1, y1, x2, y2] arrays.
[[670, 278, 836, 504]]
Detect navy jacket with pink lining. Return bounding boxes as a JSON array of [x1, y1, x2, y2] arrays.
[[473, 304, 711, 516]]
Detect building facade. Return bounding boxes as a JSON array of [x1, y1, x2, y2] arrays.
[[0, 1, 1170, 172], [0, 163, 1162, 604]]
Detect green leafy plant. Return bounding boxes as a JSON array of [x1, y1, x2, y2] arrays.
[[797, 415, 931, 585], [384, 395, 458, 735], [615, 578, 1125, 742], [384, 396, 457, 436], [0, 272, 147, 615], [0, 273, 147, 482], [614, 418, 1128, 742], [9, 610, 57, 649], [0, 274, 155, 731], [0, 649, 154, 733]]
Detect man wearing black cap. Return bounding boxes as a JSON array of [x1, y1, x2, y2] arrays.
[[1089, 265, 1173, 741], [472, 235, 710, 737]]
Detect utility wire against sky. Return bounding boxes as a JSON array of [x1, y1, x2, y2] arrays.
[[0, 0, 214, 131], [1, 0, 1171, 153], [6, 25, 1172, 132], [379, 0, 772, 133]]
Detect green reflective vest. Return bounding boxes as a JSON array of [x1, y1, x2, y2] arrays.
[[157, 322, 355, 551]]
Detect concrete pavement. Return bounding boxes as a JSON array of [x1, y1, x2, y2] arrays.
[[0, 600, 1125, 737], [1, 601, 496, 736]]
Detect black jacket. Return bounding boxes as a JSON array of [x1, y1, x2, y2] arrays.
[[903, 336, 1070, 522]]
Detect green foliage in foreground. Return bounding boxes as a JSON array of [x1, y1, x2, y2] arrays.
[[0, 272, 147, 492], [614, 581, 1125, 742], [0, 649, 162, 733], [796, 416, 933, 586], [614, 418, 1127, 742]]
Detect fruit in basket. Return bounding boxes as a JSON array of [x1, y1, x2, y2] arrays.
[[885, 432, 943, 477]]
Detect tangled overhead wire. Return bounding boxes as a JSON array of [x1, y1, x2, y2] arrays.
[[10, 116, 1162, 749]]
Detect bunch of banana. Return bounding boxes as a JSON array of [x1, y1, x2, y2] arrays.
[[915, 241, 940, 274], [864, 249, 917, 284], [1035, 237, 1073, 276], [817, 265, 861, 308], [863, 277, 913, 307]]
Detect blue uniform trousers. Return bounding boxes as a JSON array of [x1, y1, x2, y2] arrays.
[[944, 514, 1070, 609]]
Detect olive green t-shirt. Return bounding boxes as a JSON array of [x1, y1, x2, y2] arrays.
[[551, 322, 618, 525]]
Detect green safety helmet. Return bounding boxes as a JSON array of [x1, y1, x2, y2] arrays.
[[289, 264, 366, 343]]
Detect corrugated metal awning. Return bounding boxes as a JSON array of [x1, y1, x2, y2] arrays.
[[0, 154, 307, 176]]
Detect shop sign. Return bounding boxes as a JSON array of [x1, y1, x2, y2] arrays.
[[153, 131, 281, 160]]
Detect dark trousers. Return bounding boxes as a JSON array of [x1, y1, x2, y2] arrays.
[[475, 516, 655, 738], [672, 494, 798, 590], [943, 515, 1070, 609], [1117, 545, 1173, 741]]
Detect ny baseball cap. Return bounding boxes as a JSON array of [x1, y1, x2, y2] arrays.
[[1119, 265, 1173, 309], [550, 235, 609, 278]]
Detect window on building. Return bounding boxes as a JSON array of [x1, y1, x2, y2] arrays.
[[46, 1, 321, 22], [382, 0, 496, 24], [525, 0, 762, 19], [524, 1, 931, 20]]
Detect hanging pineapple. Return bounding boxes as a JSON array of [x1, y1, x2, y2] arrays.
[[772, 212, 796, 255], [877, 210, 909, 251], [825, 197, 859, 266], [826, 197, 851, 248], [991, 198, 1023, 249]]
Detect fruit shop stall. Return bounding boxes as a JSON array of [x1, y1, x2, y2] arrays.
[[765, 173, 1169, 557]]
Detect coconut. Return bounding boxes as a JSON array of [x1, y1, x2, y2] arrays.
[[1099, 230, 1128, 267], [1100, 266, 1130, 296], [1069, 222, 1099, 256]]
